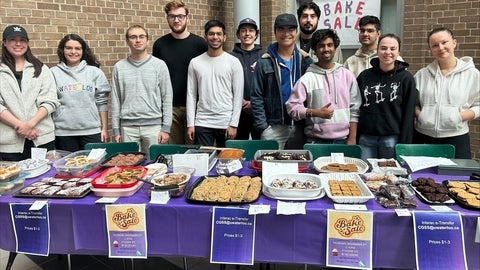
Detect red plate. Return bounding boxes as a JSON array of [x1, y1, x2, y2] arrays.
[[250, 160, 309, 172], [91, 166, 147, 189]]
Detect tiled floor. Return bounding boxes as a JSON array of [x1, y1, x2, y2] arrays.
[[0, 249, 334, 270]]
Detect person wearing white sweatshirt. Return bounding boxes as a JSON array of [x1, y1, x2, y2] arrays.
[[414, 27, 479, 159]]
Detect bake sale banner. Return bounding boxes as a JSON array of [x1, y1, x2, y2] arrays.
[[314, 0, 381, 47]]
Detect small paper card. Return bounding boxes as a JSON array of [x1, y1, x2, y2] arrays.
[[29, 200, 48, 211], [150, 190, 170, 204], [95, 197, 118, 204], [331, 153, 345, 163], [262, 161, 298, 180], [395, 208, 412, 216], [31, 148, 47, 160], [276, 201, 306, 215], [88, 148, 107, 160], [333, 204, 367, 211], [248, 204, 270, 215], [172, 153, 209, 176]]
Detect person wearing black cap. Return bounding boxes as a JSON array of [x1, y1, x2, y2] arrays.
[[230, 18, 264, 140], [251, 13, 313, 149], [0, 25, 59, 161]]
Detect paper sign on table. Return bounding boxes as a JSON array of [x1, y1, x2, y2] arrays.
[[330, 153, 346, 163], [31, 148, 47, 160], [326, 210, 373, 270], [10, 203, 50, 256], [248, 204, 270, 215], [172, 153, 209, 176], [412, 211, 468, 270], [211, 207, 255, 265], [400, 156, 456, 172], [261, 161, 298, 180], [105, 204, 147, 258], [88, 148, 107, 160], [276, 201, 306, 215], [150, 190, 170, 204]]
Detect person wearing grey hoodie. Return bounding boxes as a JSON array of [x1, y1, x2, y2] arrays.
[[50, 34, 111, 152], [286, 29, 361, 145]]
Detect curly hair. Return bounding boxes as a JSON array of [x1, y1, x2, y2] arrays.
[[56, 34, 100, 67]]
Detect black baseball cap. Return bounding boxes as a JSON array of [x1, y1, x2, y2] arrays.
[[3, 25, 29, 41]]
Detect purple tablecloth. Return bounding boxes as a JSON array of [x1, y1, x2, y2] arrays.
[[0, 163, 478, 269]]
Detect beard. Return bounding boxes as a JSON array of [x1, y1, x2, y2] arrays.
[[300, 23, 317, 35], [301, 27, 316, 35], [170, 23, 187, 34]]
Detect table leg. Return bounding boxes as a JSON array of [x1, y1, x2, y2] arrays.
[[5, 252, 17, 270], [67, 254, 72, 270], [183, 257, 188, 270]]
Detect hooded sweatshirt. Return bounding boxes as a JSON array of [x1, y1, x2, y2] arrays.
[[286, 63, 361, 140], [50, 60, 110, 136], [414, 56, 480, 138], [0, 62, 59, 153], [230, 43, 264, 100], [356, 58, 417, 143]]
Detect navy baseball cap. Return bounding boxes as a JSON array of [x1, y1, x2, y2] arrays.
[[238, 18, 258, 30]]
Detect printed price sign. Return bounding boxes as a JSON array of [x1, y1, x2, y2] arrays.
[[10, 203, 50, 256], [412, 211, 468, 270], [211, 207, 255, 265]]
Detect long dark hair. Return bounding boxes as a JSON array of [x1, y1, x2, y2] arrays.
[[1, 42, 43, 77], [57, 34, 100, 67]]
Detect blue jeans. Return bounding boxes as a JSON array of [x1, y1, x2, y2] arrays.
[[359, 134, 398, 160]]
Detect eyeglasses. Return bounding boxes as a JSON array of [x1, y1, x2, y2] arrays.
[[167, 14, 187, 21], [276, 27, 297, 34], [207, 31, 224, 37], [128, 35, 148, 40], [358, 28, 377, 34]]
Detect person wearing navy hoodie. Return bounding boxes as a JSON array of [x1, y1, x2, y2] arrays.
[[51, 34, 111, 152], [356, 33, 417, 159], [230, 18, 264, 140]]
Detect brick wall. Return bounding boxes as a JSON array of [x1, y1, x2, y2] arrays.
[[1, 0, 479, 158], [403, 0, 480, 159]]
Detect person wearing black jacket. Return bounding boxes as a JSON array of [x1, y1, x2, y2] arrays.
[[356, 33, 417, 159], [230, 18, 264, 140]]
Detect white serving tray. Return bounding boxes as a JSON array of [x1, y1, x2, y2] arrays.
[[263, 173, 323, 199], [313, 156, 369, 174], [320, 173, 374, 203]]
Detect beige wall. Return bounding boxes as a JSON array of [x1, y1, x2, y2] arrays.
[[1, 0, 479, 158]]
